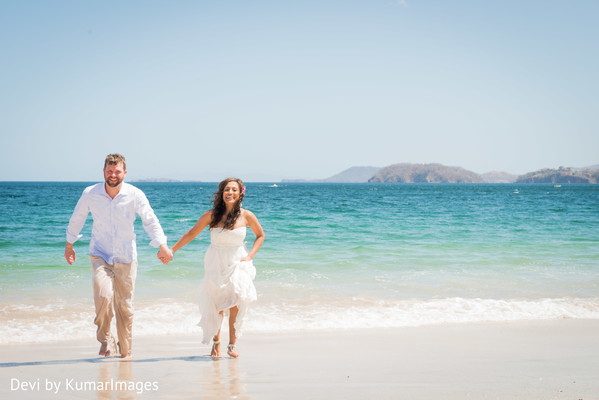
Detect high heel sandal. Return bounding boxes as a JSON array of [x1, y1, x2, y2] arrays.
[[211, 339, 221, 358], [227, 343, 239, 358]]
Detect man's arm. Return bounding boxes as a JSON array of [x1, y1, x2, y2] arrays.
[[136, 190, 173, 264], [65, 189, 90, 265]]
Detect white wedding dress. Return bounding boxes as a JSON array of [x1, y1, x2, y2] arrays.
[[198, 226, 257, 344]]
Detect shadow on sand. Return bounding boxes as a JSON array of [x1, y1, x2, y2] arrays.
[[0, 355, 216, 368]]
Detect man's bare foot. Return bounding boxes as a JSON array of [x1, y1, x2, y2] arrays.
[[227, 343, 239, 358], [99, 342, 111, 357], [211, 340, 221, 358], [120, 353, 132, 360]]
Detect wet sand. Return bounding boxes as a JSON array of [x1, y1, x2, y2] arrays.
[[1, 320, 598, 399]]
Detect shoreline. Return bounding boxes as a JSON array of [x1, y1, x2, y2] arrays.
[[2, 319, 598, 399], [3, 296, 599, 345]]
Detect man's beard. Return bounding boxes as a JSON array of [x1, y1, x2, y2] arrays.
[[105, 177, 123, 188]]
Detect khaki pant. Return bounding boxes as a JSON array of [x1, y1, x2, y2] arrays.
[[90, 256, 138, 357]]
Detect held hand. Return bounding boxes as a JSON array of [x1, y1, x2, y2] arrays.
[[157, 245, 174, 265], [157, 251, 172, 265], [240, 255, 253, 262], [65, 246, 76, 265]]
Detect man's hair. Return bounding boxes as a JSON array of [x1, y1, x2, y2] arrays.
[[104, 153, 126, 170]]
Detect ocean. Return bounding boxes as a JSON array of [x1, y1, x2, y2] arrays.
[[1, 182, 598, 344]]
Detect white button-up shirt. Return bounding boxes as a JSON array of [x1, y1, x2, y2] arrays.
[[66, 182, 167, 264]]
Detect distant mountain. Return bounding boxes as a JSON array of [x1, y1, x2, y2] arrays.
[[322, 166, 381, 183], [282, 166, 381, 183], [369, 163, 484, 183], [133, 178, 183, 182], [282, 163, 599, 184], [516, 167, 599, 184], [481, 171, 518, 183]]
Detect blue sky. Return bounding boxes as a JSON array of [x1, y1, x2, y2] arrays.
[[2, 0, 598, 181]]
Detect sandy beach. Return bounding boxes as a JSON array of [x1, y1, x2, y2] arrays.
[[2, 319, 598, 399]]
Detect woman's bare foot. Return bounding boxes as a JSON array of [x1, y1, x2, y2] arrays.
[[99, 342, 111, 357], [211, 340, 221, 358], [227, 343, 239, 358]]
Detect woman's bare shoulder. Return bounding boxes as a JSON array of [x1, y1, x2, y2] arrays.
[[199, 209, 214, 223], [241, 208, 256, 218]]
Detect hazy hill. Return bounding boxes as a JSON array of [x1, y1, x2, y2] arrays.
[[282, 166, 380, 183], [516, 167, 599, 184], [368, 163, 484, 183], [322, 166, 381, 182], [134, 178, 183, 182], [282, 163, 599, 184], [481, 171, 518, 183]]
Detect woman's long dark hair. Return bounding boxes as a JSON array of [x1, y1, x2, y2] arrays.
[[210, 178, 245, 230]]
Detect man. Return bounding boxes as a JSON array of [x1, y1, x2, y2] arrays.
[[65, 153, 173, 358]]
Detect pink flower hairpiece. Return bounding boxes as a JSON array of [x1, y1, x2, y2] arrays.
[[242, 186, 246, 195]]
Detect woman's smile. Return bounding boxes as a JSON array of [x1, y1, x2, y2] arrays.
[[223, 182, 241, 203]]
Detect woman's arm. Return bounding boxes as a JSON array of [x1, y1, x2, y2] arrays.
[[171, 210, 212, 254], [241, 209, 265, 261]]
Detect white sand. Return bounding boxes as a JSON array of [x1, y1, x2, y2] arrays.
[[1, 320, 598, 399]]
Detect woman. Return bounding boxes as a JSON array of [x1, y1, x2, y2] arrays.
[[170, 178, 265, 358]]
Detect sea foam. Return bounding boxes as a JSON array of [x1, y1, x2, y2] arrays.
[[1, 297, 598, 344]]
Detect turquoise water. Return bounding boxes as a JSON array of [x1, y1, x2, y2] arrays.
[[1, 182, 598, 343]]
